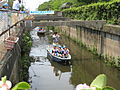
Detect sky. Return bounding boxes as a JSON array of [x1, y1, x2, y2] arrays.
[[23, 0, 50, 11]]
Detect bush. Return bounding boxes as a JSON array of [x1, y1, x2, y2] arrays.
[[20, 31, 32, 81], [63, 0, 120, 25]]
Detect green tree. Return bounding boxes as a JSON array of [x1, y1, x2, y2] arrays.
[[77, 0, 100, 4], [99, 0, 111, 2], [8, 0, 14, 9], [38, 0, 78, 10], [38, 0, 113, 10]]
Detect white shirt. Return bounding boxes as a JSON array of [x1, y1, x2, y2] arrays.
[[12, 0, 21, 10]]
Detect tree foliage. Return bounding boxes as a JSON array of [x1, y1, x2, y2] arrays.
[[38, 0, 79, 10], [38, 0, 119, 25], [8, 0, 14, 9], [77, 0, 111, 4], [38, 0, 113, 10]]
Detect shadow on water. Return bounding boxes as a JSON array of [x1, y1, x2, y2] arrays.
[[29, 30, 120, 90]]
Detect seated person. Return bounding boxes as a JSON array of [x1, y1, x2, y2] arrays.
[[39, 28, 43, 31], [57, 46, 64, 57], [52, 46, 58, 56], [63, 47, 70, 58]]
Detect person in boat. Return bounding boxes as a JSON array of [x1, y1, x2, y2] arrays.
[[63, 47, 70, 58], [39, 27, 43, 31], [57, 46, 64, 57], [52, 46, 58, 56], [52, 32, 60, 44]]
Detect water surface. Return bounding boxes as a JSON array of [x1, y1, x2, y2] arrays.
[[29, 30, 120, 90]]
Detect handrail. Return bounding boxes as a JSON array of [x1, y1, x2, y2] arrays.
[[0, 9, 28, 37], [0, 20, 24, 37]]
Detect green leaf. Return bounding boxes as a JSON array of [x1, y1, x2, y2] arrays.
[[90, 74, 107, 89], [102, 86, 115, 90], [81, 89, 92, 90], [80, 89, 92, 90], [2, 76, 7, 84], [12, 82, 30, 90]]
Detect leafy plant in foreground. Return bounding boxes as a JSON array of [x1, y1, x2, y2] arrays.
[[0, 76, 30, 90], [76, 74, 115, 90]]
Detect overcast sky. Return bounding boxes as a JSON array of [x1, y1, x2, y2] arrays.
[[23, 0, 50, 11]]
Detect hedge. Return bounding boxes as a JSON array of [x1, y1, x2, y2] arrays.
[[63, 0, 120, 25]]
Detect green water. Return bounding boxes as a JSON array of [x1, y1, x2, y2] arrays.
[[29, 30, 120, 90]]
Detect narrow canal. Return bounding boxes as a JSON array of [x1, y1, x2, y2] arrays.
[[28, 29, 120, 90]]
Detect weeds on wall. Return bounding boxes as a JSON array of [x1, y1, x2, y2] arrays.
[[104, 55, 120, 70], [55, 27, 99, 55], [117, 57, 120, 70], [90, 47, 98, 55], [19, 31, 32, 82], [70, 34, 120, 70], [53, 26, 120, 70]]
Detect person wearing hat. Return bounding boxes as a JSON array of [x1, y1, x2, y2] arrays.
[[2, 3, 9, 9]]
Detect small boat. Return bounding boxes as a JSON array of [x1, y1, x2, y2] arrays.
[[37, 30, 46, 34], [47, 48, 71, 63], [37, 27, 46, 34]]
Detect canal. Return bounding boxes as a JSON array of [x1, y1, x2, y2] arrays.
[[28, 29, 120, 90]]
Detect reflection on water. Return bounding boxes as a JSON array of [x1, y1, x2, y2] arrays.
[[60, 35, 120, 89], [29, 30, 120, 90], [29, 30, 73, 90]]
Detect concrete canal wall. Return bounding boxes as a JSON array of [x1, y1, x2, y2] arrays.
[[56, 21, 120, 63], [0, 10, 27, 83], [0, 22, 25, 84], [35, 20, 120, 63], [0, 10, 27, 42]]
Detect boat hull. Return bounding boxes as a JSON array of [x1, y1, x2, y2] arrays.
[[47, 50, 71, 62], [37, 30, 46, 34]]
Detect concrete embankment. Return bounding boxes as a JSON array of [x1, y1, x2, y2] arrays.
[[54, 21, 120, 66], [0, 10, 27, 83]]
